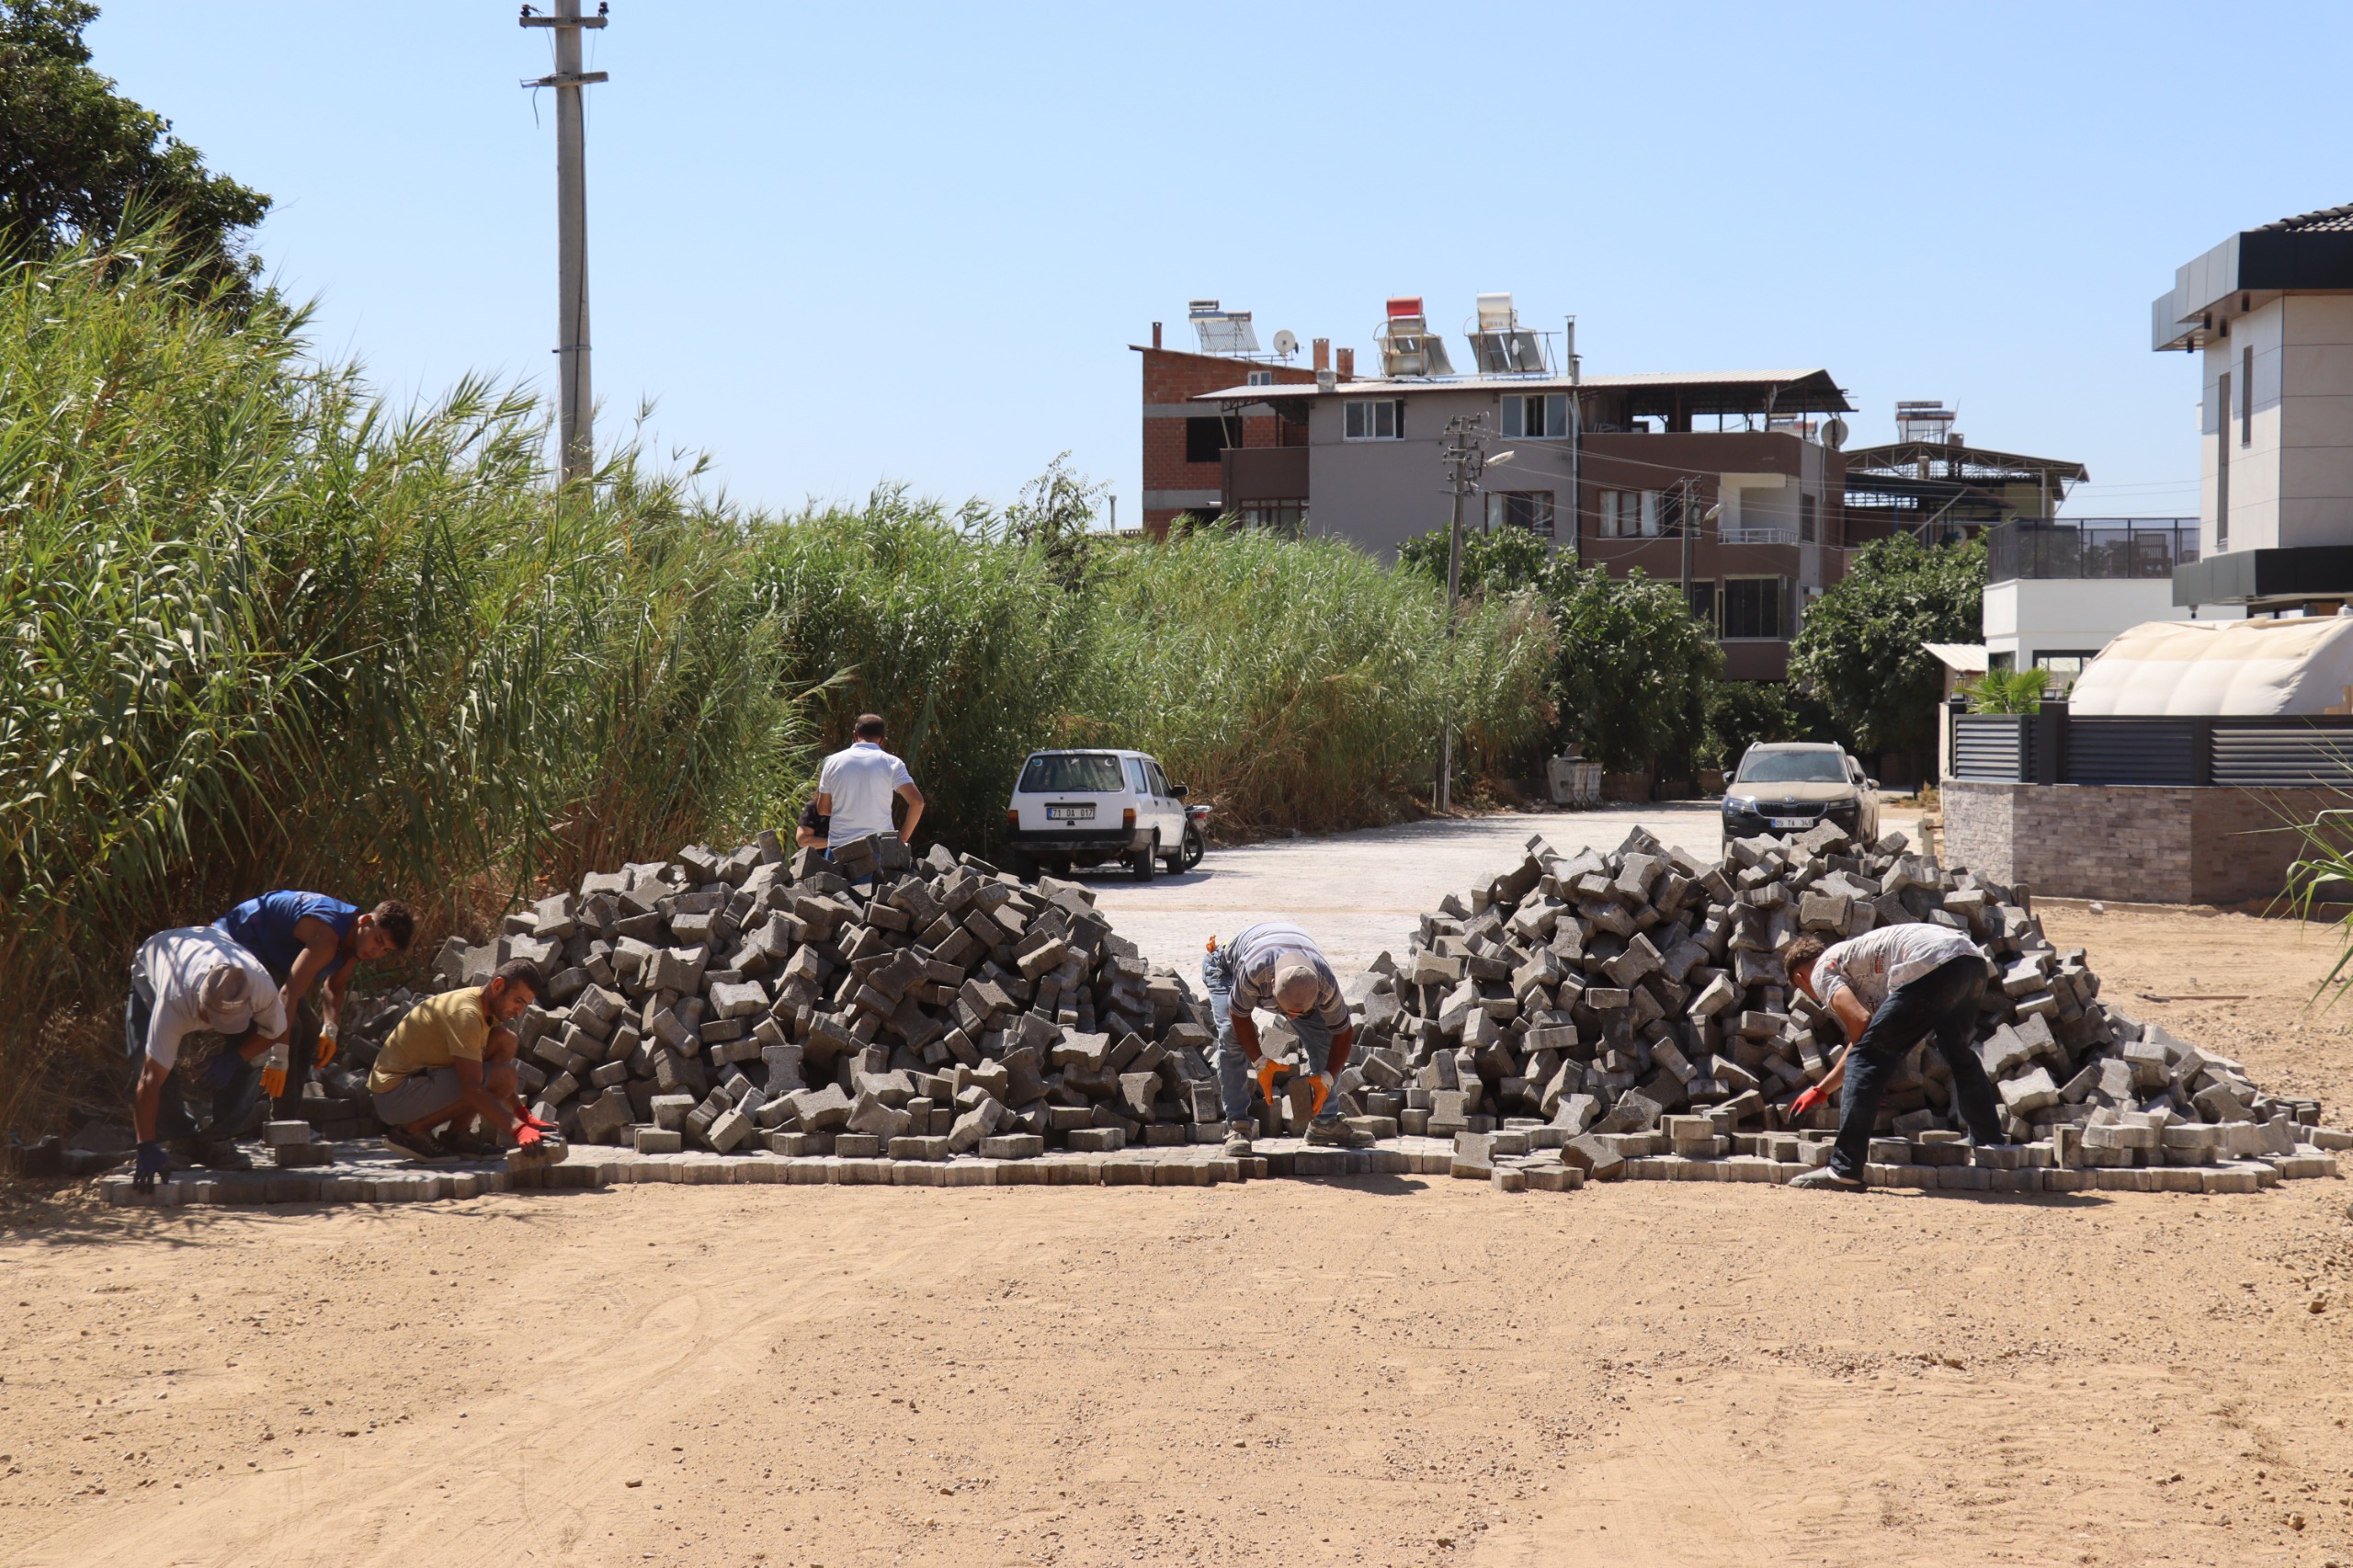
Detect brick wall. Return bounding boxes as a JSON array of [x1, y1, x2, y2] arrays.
[[1140, 347, 1320, 537], [1942, 781, 2334, 905]]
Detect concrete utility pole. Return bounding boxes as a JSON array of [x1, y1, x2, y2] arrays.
[[520, 2, 610, 485], [1436, 415, 1493, 814]]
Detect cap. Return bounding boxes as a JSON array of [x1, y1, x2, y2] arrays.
[[1271, 960, 1323, 1016], [199, 963, 254, 1034]]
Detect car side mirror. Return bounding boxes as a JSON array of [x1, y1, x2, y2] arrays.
[[1865, 778, 1880, 791], [1170, 783, 1188, 798]]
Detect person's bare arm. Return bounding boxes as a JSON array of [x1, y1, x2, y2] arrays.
[[895, 781, 924, 844], [448, 1056, 519, 1138], [1323, 1021, 1355, 1077], [1816, 987, 1874, 1095], [133, 1058, 170, 1142], [279, 916, 340, 1014], [1230, 1009, 1263, 1062]]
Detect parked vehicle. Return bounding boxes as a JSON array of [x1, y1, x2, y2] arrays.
[[1721, 742, 1880, 843], [1005, 749, 1199, 881]]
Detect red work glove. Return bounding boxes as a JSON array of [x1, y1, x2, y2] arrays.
[[1790, 1085, 1828, 1121], [514, 1123, 547, 1153], [514, 1103, 557, 1133]]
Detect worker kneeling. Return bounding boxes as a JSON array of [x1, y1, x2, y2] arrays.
[[1781, 925, 2009, 1192], [369, 960, 558, 1163], [1203, 921, 1371, 1155]]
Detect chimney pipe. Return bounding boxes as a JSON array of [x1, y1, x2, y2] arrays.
[[1336, 347, 1355, 381], [1151, 321, 1162, 349], [1312, 337, 1330, 372]]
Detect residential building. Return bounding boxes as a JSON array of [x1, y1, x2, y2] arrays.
[[1134, 301, 1319, 535], [1840, 403, 2089, 544], [2155, 201, 2353, 609], [1980, 517, 2236, 677]]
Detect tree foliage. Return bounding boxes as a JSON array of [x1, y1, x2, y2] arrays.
[[1966, 666, 2050, 713], [1395, 522, 1551, 596], [0, 2, 268, 286], [1540, 563, 1722, 773], [1788, 534, 1984, 756]]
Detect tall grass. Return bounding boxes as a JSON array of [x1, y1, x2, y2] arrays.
[[0, 235, 803, 1139], [746, 499, 1559, 846]]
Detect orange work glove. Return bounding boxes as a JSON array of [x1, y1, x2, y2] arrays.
[[1790, 1085, 1828, 1121], [1256, 1056, 1281, 1108]]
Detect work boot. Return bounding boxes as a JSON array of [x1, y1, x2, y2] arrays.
[[192, 1139, 253, 1171], [1789, 1165, 1864, 1192], [1304, 1118, 1373, 1150], [1222, 1119, 1253, 1156]]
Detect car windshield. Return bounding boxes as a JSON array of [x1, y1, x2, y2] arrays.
[[1018, 754, 1127, 793], [1736, 751, 1849, 785]]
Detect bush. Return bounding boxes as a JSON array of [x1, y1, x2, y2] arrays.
[[1540, 563, 1722, 773], [1789, 534, 1984, 759]]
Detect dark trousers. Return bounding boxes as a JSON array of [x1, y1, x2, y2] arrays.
[[275, 992, 322, 1110], [1831, 954, 2006, 1180], [125, 983, 265, 1146]]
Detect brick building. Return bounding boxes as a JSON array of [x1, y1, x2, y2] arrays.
[[1134, 304, 1322, 536]]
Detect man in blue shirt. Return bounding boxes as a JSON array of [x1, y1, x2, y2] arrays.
[[215, 892, 415, 1106]]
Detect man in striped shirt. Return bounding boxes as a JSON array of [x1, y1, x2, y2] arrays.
[[1203, 921, 1369, 1154]]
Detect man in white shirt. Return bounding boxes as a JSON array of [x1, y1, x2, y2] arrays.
[[125, 926, 292, 1188], [1781, 924, 2006, 1190], [815, 713, 924, 860]]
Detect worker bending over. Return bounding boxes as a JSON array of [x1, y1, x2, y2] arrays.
[[126, 926, 290, 1188], [1204, 920, 1370, 1154], [369, 960, 555, 1161], [1782, 925, 2009, 1192], [215, 891, 414, 1103]]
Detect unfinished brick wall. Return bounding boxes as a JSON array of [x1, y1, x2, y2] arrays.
[[1139, 346, 1320, 536], [1942, 781, 2335, 905]]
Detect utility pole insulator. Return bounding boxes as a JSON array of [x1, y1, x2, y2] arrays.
[[520, 0, 608, 487]]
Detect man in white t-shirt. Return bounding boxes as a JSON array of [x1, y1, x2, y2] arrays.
[[125, 926, 292, 1188], [814, 714, 924, 858], [1781, 923, 2006, 1190]]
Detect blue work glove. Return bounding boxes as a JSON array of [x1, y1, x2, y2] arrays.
[[199, 1049, 244, 1090], [132, 1141, 169, 1193]]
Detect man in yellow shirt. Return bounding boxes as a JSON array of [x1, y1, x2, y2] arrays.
[[370, 960, 551, 1160]]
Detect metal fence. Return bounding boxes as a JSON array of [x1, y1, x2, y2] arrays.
[[1950, 702, 2353, 787], [1984, 518, 2199, 584]]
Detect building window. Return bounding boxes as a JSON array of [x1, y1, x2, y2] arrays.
[[1686, 580, 1717, 631], [1343, 399, 1404, 440], [2241, 346, 2254, 448], [1238, 499, 1306, 535], [1722, 576, 1787, 640], [2217, 369, 2232, 551], [1246, 369, 1274, 387], [1185, 415, 1239, 464], [2032, 650, 2099, 676], [1484, 492, 1555, 534], [1598, 490, 1661, 537], [1501, 393, 1569, 439], [1800, 494, 1817, 543]]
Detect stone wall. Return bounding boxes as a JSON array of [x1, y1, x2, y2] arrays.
[[1942, 781, 2336, 905]]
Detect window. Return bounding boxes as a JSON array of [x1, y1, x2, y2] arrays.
[[1145, 759, 1174, 796], [1017, 753, 1126, 792], [2217, 369, 2232, 550], [2242, 346, 2254, 447], [1238, 499, 1306, 535], [2032, 650, 2099, 676], [1800, 494, 1817, 543], [1185, 415, 1239, 464], [1501, 394, 1570, 439], [1686, 580, 1717, 631], [1722, 576, 1787, 640], [1734, 748, 1848, 785], [1246, 369, 1274, 387], [1484, 492, 1555, 534], [1123, 756, 1151, 796], [1598, 490, 1661, 537], [1343, 399, 1404, 440]]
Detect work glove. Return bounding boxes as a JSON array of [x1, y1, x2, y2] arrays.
[[1790, 1085, 1828, 1121], [1308, 1072, 1333, 1119], [198, 1050, 244, 1091], [1255, 1056, 1282, 1108], [314, 1017, 339, 1068], [132, 1141, 169, 1194], [514, 1123, 549, 1153], [259, 1038, 290, 1100], [515, 1104, 558, 1134]]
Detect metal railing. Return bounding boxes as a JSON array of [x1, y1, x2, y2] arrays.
[[1949, 700, 2353, 786], [1985, 518, 2199, 584]]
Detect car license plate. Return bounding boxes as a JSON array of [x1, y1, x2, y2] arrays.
[[1046, 803, 1095, 822], [1768, 816, 1812, 829]]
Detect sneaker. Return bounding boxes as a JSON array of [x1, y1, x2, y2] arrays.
[[1789, 1165, 1865, 1191], [1222, 1120, 1254, 1156], [1304, 1119, 1373, 1150], [383, 1128, 448, 1163], [192, 1139, 254, 1171]]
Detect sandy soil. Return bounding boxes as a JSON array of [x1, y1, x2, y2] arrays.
[[6, 817, 2353, 1568]]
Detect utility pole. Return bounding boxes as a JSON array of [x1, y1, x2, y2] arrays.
[[1436, 415, 1492, 814], [520, 2, 610, 486], [1564, 315, 1583, 569], [1678, 475, 1696, 611]]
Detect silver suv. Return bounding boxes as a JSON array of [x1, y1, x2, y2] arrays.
[[1721, 742, 1880, 843]]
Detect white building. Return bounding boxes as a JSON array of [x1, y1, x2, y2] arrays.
[[1981, 518, 2237, 679]]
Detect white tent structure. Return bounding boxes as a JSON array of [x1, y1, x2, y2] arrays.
[[2068, 615, 2353, 717]]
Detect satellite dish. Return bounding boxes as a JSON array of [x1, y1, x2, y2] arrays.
[[1822, 415, 1848, 450], [1271, 329, 1298, 359]]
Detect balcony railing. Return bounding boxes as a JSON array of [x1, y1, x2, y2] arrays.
[[1718, 525, 1800, 545], [1985, 518, 2199, 584]]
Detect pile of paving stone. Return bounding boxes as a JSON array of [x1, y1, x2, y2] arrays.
[[333, 832, 1238, 1162], [1353, 823, 2352, 1194]]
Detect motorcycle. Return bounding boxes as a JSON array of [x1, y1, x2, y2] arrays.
[[1178, 801, 1211, 871]]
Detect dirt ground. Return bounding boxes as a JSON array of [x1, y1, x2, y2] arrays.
[[6, 819, 2353, 1567]]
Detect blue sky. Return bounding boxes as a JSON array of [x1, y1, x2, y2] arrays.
[[89, 1, 2353, 523]]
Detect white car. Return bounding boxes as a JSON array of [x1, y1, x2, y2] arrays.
[[1005, 748, 1204, 881]]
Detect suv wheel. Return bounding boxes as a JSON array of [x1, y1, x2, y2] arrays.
[[1130, 835, 1158, 881]]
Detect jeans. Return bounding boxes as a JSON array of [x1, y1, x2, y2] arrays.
[[1830, 954, 2007, 1180], [1204, 946, 1336, 1126], [277, 990, 322, 1108], [125, 981, 264, 1146]]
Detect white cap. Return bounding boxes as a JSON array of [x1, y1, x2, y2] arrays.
[[198, 963, 254, 1035]]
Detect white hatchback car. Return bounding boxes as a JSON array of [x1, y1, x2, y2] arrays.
[[1005, 749, 1203, 881]]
